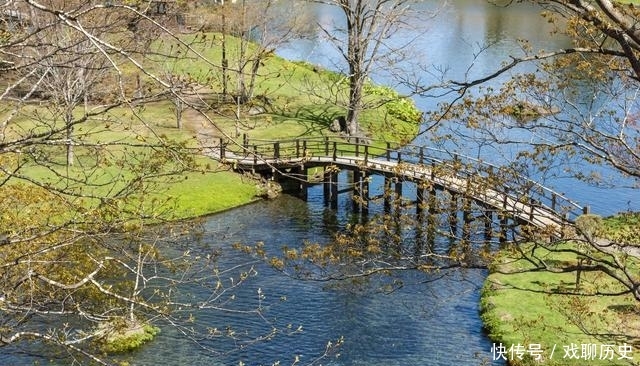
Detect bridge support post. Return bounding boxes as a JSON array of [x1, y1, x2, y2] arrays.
[[330, 171, 338, 209], [352, 169, 369, 215], [462, 197, 472, 242], [427, 186, 437, 247], [499, 212, 509, 243], [322, 167, 338, 208], [384, 176, 392, 214], [323, 171, 339, 208], [394, 178, 403, 209], [416, 183, 425, 219], [483, 208, 493, 241], [353, 169, 362, 212], [300, 166, 308, 201], [362, 173, 369, 216], [448, 192, 458, 236], [323, 171, 330, 205]]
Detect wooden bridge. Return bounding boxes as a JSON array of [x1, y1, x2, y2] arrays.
[[209, 136, 588, 239]]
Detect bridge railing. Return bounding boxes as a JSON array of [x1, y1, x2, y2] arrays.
[[217, 136, 585, 223], [395, 143, 586, 222]]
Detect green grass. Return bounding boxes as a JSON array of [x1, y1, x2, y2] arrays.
[[2, 31, 422, 223], [481, 217, 640, 366], [147, 33, 421, 141], [160, 161, 259, 220], [602, 213, 640, 245]]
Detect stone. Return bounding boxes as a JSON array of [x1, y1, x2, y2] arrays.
[[248, 105, 266, 116], [330, 116, 347, 133]]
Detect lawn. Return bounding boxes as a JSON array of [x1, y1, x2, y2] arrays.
[[481, 214, 640, 366]]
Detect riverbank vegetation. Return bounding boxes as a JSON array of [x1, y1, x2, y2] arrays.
[[2, 0, 639, 364], [481, 213, 640, 365]]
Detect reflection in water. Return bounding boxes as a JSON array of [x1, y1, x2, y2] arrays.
[[3, 2, 636, 365]]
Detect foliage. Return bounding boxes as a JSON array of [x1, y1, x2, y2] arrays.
[[364, 84, 423, 124], [99, 322, 160, 354], [0, 1, 426, 363], [425, 2, 640, 355], [602, 212, 640, 245], [0, 1, 271, 364]]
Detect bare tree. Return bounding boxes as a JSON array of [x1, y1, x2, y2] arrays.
[[308, 0, 428, 136], [27, 26, 109, 166], [210, 0, 311, 103]]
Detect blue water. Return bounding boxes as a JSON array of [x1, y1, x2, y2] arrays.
[[117, 190, 504, 366], [276, 0, 638, 216], [136, 0, 636, 363]]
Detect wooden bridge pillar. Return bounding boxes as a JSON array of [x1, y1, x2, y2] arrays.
[[352, 169, 361, 212], [356, 170, 369, 215], [323, 173, 330, 204], [427, 186, 437, 247], [448, 192, 458, 236], [462, 197, 472, 242], [416, 183, 425, 219], [323, 169, 339, 209], [483, 208, 493, 241], [330, 172, 338, 209], [352, 168, 369, 214], [384, 176, 392, 214], [394, 178, 403, 212], [300, 166, 308, 201], [499, 212, 509, 243], [361, 171, 369, 215]]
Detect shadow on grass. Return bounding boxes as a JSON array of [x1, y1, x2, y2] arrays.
[[266, 104, 345, 138]]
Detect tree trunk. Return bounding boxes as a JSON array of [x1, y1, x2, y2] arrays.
[[345, 1, 364, 136], [221, 12, 228, 97], [346, 74, 363, 135], [66, 113, 74, 167], [174, 98, 183, 129]]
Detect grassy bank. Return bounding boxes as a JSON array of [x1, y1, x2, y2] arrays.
[[2, 33, 422, 221], [481, 214, 640, 366]]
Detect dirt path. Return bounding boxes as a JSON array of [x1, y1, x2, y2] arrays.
[[181, 108, 222, 149]]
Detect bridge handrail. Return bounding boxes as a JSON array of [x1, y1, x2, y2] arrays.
[[217, 136, 585, 222]]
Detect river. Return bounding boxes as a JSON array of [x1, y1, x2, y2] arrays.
[[120, 192, 499, 366], [278, 0, 639, 215], [4, 1, 637, 365]]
